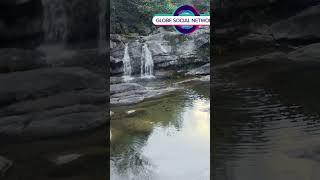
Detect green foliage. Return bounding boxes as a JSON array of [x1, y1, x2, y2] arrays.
[[111, 0, 210, 33], [131, 0, 210, 16]]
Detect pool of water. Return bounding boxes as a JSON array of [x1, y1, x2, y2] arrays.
[[110, 82, 210, 180], [213, 72, 320, 180]]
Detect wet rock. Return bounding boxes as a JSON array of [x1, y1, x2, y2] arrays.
[[0, 65, 106, 138], [0, 67, 105, 106], [288, 146, 320, 162], [38, 46, 105, 73], [186, 63, 210, 75], [126, 110, 136, 114], [0, 155, 12, 176], [154, 70, 176, 79], [0, 48, 46, 73], [216, 52, 288, 69], [111, 83, 177, 106], [270, 4, 320, 40], [111, 83, 145, 95], [1, 89, 106, 116], [288, 43, 320, 62], [0, 105, 106, 137], [238, 33, 274, 44], [175, 76, 210, 85], [51, 153, 82, 165], [110, 76, 123, 84], [110, 28, 210, 75], [219, 43, 320, 69]]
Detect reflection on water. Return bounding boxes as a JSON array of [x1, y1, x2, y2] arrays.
[[214, 73, 320, 180], [111, 86, 210, 180]]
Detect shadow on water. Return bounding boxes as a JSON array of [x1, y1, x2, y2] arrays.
[[213, 72, 320, 180]]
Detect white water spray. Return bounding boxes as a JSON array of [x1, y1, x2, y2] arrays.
[[140, 43, 154, 78], [122, 43, 133, 81]]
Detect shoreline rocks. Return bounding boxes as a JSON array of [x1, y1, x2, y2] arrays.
[[0, 156, 12, 177], [51, 153, 83, 166], [0, 41, 108, 139], [111, 83, 177, 106]]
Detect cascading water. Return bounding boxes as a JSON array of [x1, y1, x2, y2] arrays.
[[122, 43, 133, 81], [140, 43, 154, 78], [41, 0, 68, 43], [98, 0, 107, 55]]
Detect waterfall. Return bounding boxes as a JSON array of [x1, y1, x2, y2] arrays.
[[98, 0, 107, 55], [41, 0, 68, 43], [122, 43, 133, 81], [141, 43, 155, 78]]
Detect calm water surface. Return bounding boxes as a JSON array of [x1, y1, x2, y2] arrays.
[[111, 82, 210, 180], [214, 72, 320, 180]]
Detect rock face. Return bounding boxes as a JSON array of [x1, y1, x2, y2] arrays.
[[0, 156, 12, 176], [0, 0, 106, 140], [219, 43, 320, 69], [0, 66, 106, 138], [110, 83, 177, 106], [235, 4, 320, 47], [0, 1, 105, 140], [288, 43, 320, 62], [38, 45, 106, 73], [110, 28, 210, 76], [270, 4, 320, 40]]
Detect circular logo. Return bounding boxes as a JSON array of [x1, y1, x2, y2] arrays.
[[173, 5, 200, 34]]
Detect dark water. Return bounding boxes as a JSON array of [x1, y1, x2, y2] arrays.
[[110, 82, 210, 180], [214, 72, 320, 180]]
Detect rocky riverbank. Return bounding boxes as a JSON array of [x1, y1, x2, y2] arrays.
[[214, 2, 320, 179], [0, 0, 107, 140], [215, 2, 320, 113], [0, 47, 106, 140], [110, 27, 210, 107]]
